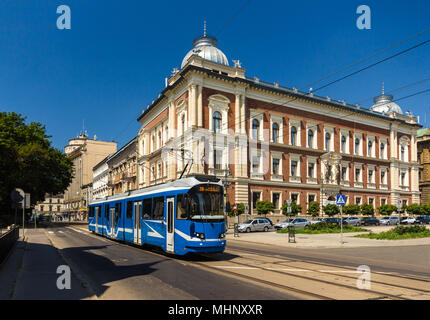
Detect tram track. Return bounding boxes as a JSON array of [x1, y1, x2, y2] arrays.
[[69, 225, 430, 300]]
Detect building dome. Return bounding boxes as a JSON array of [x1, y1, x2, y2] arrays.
[[181, 24, 229, 69], [370, 84, 403, 115]]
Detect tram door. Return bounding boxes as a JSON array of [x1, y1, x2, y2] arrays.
[[110, 207, 115, 238], [134, 201, 142, 244], [95, 207, 98, 232], [166, 197, 175, 253]]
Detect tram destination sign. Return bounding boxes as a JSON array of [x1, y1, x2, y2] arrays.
[[199, 186, 221, 193]]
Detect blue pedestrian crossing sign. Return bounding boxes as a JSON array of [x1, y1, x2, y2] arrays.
[[336, 195, 346, 206]]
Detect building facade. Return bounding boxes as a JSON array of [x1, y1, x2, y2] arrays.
[[64, 134, 117, 218], [136, 30, 421, 216], [417, 128, 430, 203], [92, 155, 111, 200], [107, 137, 138, 196], [35, 194, 64, 216]]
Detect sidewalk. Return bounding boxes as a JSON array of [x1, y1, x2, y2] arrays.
[[226, 226, 430, 249], [0, 229, 91, 300]]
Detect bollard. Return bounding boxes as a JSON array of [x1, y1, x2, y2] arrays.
[[234, 223, 240, 237], [288, 226, 296, 243]]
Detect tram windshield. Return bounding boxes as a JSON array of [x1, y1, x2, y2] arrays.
[[188, 184, 224, 220]]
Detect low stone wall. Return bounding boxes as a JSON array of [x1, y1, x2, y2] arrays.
[[0, 226, 19, 264]]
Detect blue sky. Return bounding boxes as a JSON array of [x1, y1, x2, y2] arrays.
[[1, 0, 429, 150]]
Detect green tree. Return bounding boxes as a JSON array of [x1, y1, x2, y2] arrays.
[[421, 203, 430, 215], [406, 203, 422, 216], [256, 201, 275, 217], [281, 202, 302, 217], [228, 203, 245, 217], [343, 204, 361, 216], [361, 203, 375, 216], [0, 112, 73, 223], [307, 201, 320, 217], [323, 204, 339, 217], [378, 204, 397, 216]]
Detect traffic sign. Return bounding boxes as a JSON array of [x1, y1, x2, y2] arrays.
[[336, 195, 346, 206], [286, 200, 292, 206]]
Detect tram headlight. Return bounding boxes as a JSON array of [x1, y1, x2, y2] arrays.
[[219, 232, 225, 239], [194, 232, 205, 240]]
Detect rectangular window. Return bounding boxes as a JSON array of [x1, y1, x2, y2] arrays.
[[105, 205, 109, 219], [214, 150, 223, 170], [369, 198, 374, 206], [291, 160, 298, 176], [381, 198, 387, 206], [126, 201, 133, 219], [176, 194, 188, 219], [115, 202, 122, 225], [341, 167, 347, 181], [355, 197, 362, 205], [355, 168, 361, 182], [252, 156, 260, 173], [308, 163, 315, 177], [153, 197, 164, 220], [142, 198, 152, 219], [252, 192, 261, 209], [89, 206, 94, 218], [272, 193, 280, 209], [291, 193, 299, 203], [272, 158, 280, 175], [308, 194, 316, 203]]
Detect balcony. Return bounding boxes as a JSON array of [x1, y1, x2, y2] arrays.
[[341, 180, 350, 187], [380, 183, 388, 190], [290, 176, 301, 183], [251, 172, 264, 180], [354, 181, 363, 188], [307, 177, 318, 184], [368, 182, 376, 189], [271, 174, 284, 182]]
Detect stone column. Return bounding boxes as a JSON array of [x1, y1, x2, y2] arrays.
[[241, 94, 246, 135], [197, 85, 203, 128], [189, 85, 197, 127], [235, 94, 241, 134]]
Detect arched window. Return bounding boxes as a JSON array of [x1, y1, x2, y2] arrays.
[[291, 126, 297, 146], [308, 129, 314, 148], [213, 111, 222, 133], [355, 138, 360, 154], [252, 119, 260, 140], [325, 133, 331, 151], [272, 123, 279, 143], [341, 136, 346, 153]]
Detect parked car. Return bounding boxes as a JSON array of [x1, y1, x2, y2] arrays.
[[321, 218, 342, 225], [274, 218, 311, 230], [261, 217, 274, 226], [416, 216, 430, 225], [342, 217, 362, 226], [360, 217, 380, 226], [237, 219, 272, 233], [380, 216, 400, 226], [400, 217, 417, 225], [311, 218, 324, 224]]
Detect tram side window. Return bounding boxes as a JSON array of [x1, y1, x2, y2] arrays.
[[126, 201, 133, 219], [142, 198, 152, 219], [176, 194, 188, 219], [115, 203, 122, 225], [89, 207, 94, 218], [97, 206, 102, 218], [152, 197, 164, 220], [105, 205, 109, 219]]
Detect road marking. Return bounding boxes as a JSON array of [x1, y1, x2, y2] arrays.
[[48, 231, 54, 234], [214, 266, 259, 270], [266, 268, 310, 272], [58, 231, 64, 233]]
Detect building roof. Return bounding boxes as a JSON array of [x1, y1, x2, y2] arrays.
[[417, 128, 430, 138]]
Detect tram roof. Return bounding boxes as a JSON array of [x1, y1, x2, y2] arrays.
[[90, 175, 223, 205]]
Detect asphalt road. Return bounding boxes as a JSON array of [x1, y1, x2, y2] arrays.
[[45, 224, 298, 300], [227, 240, 430, 279]]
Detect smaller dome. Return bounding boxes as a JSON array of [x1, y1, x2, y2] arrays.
[[181, 24, 229, 68], [370, 84, 403, 115]]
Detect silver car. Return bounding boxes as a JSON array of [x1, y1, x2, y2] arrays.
[[275, 218, 311, 230], [380, 216, 400, 226], [238, 219, 272, 233], [342, 217, 362, 226]]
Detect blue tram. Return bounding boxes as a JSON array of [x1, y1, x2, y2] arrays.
[[88, 175, 226, 255]]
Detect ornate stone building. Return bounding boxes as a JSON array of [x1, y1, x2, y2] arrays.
[[417, 128, 430, 203], [64, 134, 117, 218], [136, 28, 421, 216], [107, 137, 138, 196]]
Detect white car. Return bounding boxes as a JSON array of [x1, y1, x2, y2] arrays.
[[274, 218, 311, 230], [400, 217, 417, 225]]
